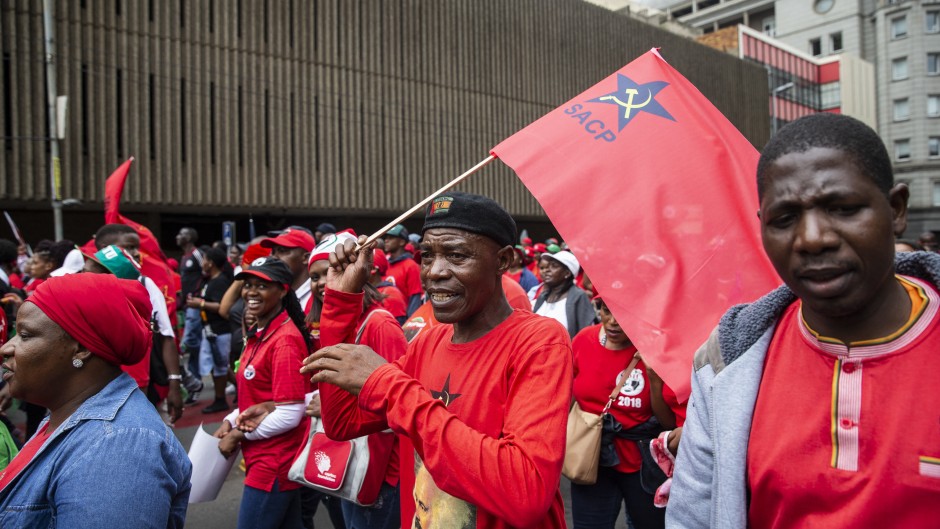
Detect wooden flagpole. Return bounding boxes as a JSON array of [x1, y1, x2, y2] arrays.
[[363, 154, 497, 247]]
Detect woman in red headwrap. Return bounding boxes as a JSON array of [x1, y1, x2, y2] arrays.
[[0, 273, 192, 528]]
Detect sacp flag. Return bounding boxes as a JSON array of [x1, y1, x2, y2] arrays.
[[491, 49, 780, 401], [104, 158, 180, 320]]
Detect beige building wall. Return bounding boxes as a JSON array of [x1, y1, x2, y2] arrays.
[[839, 53, 877, 129]]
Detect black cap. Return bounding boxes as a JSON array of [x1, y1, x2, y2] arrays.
[[267, 225, 314, 238], [234, 257, 294, 289], [421, 192, 516, 248], [316, 222, 337, 234]]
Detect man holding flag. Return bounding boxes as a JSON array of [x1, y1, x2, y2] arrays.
[[306, 193, 572, 528]]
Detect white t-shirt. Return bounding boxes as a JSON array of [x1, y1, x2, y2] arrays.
[[295, 279, 312, 310], [535, 298, 568, 333], [142, 276, 175, 338]]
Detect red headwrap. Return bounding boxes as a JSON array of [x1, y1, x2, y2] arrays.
[[27, 274, 153, 366], [241, 243, 271, 268]]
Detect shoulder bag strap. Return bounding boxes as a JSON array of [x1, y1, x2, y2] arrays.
[[354, 309, 394, 345], [601, 353, 641, 415]]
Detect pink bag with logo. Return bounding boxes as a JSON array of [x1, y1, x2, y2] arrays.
[[289, 417, 394, 505], [288, 310, 395, 505]]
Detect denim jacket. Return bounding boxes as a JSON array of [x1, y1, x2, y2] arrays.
[[0, 373, 192, 528]]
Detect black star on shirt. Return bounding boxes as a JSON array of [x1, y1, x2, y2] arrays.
[[430, 374, 462, 407]]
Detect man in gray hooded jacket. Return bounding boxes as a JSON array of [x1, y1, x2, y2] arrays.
[[667, 114, 940, 528]]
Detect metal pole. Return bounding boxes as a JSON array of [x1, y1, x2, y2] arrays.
[[771, 82, 795, 137], [43, 0, 63, 241], [772, 90, 778, 136], [362, 154, 497, 247]]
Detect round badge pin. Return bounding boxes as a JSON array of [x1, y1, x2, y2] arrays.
[[244, 365, 256, 380]]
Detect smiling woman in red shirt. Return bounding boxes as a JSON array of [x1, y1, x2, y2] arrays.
[[213, 257, 311, 529]]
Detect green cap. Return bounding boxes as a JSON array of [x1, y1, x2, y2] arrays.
[[88, 245, 141, 280], [385, 224, 409, 240]]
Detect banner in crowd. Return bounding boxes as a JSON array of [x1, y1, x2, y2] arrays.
[[492, 49, 780, 400], [102, 157, 180, 317]]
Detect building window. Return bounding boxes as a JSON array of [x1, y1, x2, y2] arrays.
[[893, 57, 909, 80], [933, 182, 940, 207], [930, 137, 940, 158], [180, 78, 186, 163], [209, 82, 216, 165], [814, 0, 834, 14], [810, 38, 822, 56], [821, 82, 841, 109], [81, 64, 89, 156], [116, 68, 123, 158], [894, 98, 910, 121], [927, 11, 939, 33], [895, 139, 911, 161], [830, 32, 843, 53], [149, 74, 156, 160], [929, 94, 940, 117], [929, 53, 940, 75], [2, 53, 11, 152], [763, 16, 776, 37], [891, 16, 908, 39]]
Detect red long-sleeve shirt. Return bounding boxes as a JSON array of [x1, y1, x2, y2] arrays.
[[318, 288, 572, 528]]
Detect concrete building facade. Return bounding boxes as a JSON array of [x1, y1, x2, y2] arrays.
[[0, 0, 771, 246]]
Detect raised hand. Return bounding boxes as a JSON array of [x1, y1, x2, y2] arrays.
[[326, 235, 375, 295]]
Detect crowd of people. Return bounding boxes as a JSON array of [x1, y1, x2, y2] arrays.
[[0, 113, 936, 528]]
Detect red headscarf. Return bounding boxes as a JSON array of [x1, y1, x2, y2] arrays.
[[27, 274, 152, 366], [241, 243, 271, 267]]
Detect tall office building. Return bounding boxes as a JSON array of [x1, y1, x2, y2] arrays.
[[651, 0, 940, 233]]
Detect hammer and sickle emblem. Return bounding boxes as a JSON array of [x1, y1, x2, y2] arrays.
[[598, 88, 653, 119]]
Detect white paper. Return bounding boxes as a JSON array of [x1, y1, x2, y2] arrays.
[[187, 423, 240, 503]]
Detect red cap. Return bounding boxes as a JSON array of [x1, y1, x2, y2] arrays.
[[260, 228, 315, 252], [534, 243, 547, 253], [373, 249, 389, 275]]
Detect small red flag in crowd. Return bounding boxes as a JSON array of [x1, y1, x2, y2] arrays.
[[491, 49, 780, 400], [103, 157, 181, 318]]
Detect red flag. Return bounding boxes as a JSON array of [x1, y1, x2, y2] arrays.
[[104, 158, 181, 320], [491, 49, 780, 400]]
